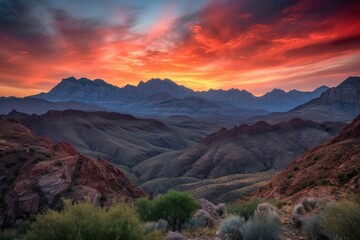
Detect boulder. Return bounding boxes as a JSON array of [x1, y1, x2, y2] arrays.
[[198, 198, 219, 218], [166, 231, 187, 240]]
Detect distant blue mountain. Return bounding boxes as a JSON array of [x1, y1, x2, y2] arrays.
[[33, 77, 328, 112]]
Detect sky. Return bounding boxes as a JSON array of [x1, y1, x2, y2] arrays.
[[0, 0, 360, 97]]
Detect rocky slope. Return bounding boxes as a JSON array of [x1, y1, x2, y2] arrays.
[[0, 119, 144, 227], [249, 76, 360, 124], [134, 118, 344, 181], [255, 115, 360, 201]]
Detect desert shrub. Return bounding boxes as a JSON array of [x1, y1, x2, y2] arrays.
[[25, 199, 155, 240], [136, 190, 199, 230], [227, 198, 282, 220], [242, 216, 281, 240], [302, 198, 318, 212], [143, 219, 169, 234], [182, 209, 213, 230], [0, 229, 19, 240], [294, 203, 304, 215], [320, 201, 360, 240], [254, 202, 280, 221], [218, 215, 245, 240], [182, 217, 208, 230], [216, 203, 226, 216], [302, 214, 329, 240]]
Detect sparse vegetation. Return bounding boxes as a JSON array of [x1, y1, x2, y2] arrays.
[[227, 198, 283, 220], [337, 168, 360, 185], [25, 199, 163, 240], [143, 219, 169, 234], [302, 214, 328, 240], [136, 190, 199, 230], [243, 216, 281, 240], [320, 200, 360, 240], [218, 215, 245, 240]]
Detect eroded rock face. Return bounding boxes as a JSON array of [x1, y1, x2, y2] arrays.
[[320, 77, 360, 104], [0, 119, 145, 227]]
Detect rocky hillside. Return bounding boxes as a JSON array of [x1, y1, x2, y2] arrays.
[[256, 115, 360, 201], [134, 118, 344, 181], [0, 119, 144, 227]]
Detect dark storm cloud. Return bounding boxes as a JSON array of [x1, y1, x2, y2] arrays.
[[0, 0, 51, 39]]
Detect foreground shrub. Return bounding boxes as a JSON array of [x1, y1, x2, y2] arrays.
[[218, 215, 245, 240], [227, 198, 282, 220], [143, 219, 169, 234], [254, 202, 280, 221], [136, 190, 199, 230], [242, 216, 281, 240], [25, 199, 159, 240], [320, 201, 360, 240], [301, 214, 328, 240]]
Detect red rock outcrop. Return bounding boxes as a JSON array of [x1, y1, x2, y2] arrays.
[[0, 119, 145, 227], [255, 115, 360, 202]]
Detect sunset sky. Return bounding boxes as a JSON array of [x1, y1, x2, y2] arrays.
[[1, 0, 360, 97]]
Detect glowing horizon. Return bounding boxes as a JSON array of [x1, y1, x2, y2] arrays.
[[1, 0, 360, 97]]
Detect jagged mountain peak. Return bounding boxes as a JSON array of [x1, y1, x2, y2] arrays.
[[61, 76, 117, 87], [337, 76, 360, 88]]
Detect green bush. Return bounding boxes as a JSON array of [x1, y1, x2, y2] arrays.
[[320, 201, 360, 240], [218, 215, 245, 240], [243, 216, 281, 240], [25, 199, 160, 240], [136, 190, 199, 230], [227, 198, 283, 220]]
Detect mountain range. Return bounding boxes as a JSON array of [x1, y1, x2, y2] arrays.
[[249, 76, 360, 124], [32, 76, 328, 113]]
